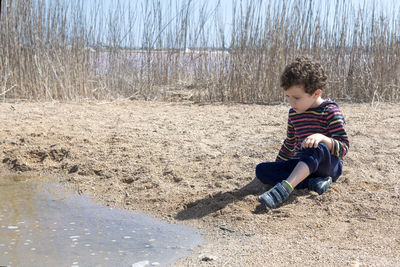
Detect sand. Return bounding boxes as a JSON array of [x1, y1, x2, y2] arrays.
[[1, 100, 399, 266]]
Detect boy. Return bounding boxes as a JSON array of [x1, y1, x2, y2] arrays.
[[256, 56, 349, 209]]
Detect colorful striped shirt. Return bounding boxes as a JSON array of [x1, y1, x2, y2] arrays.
[[276, 100, 349, 161]]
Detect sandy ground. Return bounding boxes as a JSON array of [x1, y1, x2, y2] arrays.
[[0, 100, 399, 266]]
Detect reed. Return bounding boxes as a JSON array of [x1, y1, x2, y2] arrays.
[[1, 0, 399, 103]]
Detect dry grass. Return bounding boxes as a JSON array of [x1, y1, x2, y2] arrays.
[[1, 0, 399, 103]]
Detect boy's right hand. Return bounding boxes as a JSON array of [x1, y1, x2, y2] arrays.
[[302, 133, 333, 151]]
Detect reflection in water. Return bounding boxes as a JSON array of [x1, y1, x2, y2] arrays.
[[0, 175, 202, 267]]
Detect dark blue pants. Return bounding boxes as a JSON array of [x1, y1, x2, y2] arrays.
[[255, 143, 342, 189]]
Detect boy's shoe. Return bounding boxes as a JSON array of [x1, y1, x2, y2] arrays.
[[258, 182, 290, 209], [307, 176, 332, 195]]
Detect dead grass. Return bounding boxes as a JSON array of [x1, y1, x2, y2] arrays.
[[1, 0, 399, 103]]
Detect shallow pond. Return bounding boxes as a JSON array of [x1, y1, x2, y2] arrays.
[[0, 174, 202, 267]]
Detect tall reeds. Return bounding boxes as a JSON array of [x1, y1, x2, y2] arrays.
[[1, 0, 399, 103]]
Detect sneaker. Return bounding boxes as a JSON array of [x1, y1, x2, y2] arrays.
[[307, 176, 332, 195], [258, 182, 290, 209]]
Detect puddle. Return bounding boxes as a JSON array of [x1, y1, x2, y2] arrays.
[[0, 174, 202, 267]]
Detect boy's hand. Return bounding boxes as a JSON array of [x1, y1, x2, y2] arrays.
[[302, 133, 331, 149]]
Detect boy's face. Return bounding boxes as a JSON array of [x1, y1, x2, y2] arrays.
[[284, 84, 322, 113]]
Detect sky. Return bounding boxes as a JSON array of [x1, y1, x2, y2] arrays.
[[70, 0, 400, 48]]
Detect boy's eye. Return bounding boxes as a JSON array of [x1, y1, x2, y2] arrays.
[[285, 95, 300, 100]]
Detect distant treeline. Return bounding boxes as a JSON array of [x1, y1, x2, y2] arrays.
[[1, 0, 399, 103]]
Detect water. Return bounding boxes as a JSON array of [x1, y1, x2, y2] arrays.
[[0, 174, 202, 267]]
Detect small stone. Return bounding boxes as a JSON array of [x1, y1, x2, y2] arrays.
[[69, 165, 79, 173], [200, 255, 218, 262]]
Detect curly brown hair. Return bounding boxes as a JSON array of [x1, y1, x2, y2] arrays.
[[280, 56, 328, 94]]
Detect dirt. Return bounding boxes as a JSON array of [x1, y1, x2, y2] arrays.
[[1, 100, 399, 266]]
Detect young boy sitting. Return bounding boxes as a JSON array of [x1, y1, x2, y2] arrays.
[[256, 56, 349, 209]]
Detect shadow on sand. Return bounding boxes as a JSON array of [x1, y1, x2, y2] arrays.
[[175, 179, 271, 220], [175, 179, 313, 220]]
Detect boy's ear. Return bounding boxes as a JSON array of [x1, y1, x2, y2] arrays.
[[314, 89, 322, 97]]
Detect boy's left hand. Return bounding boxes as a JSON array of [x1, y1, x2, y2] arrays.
[[302, 133, 329, 149]]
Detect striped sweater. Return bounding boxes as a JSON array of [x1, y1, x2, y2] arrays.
[[276, 100, 349, 161]]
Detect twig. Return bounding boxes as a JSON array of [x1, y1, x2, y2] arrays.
[[350, 214, 377, 220], [0, 84, 17, 96]]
